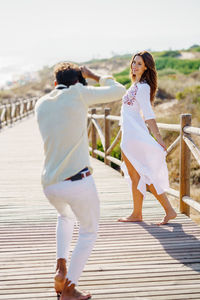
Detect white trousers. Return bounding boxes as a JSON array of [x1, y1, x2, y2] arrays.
[[43, 175, 100, 285]]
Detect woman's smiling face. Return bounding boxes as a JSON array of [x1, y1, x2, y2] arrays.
[[131, 55, 147, 79]]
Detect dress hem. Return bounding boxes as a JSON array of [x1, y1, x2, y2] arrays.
[[121, 148, 168, 199]]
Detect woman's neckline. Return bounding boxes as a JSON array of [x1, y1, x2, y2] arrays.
[[133, 80, 147, 86]]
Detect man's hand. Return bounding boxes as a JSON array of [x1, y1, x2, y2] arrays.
[[80, 66, 100, 82]]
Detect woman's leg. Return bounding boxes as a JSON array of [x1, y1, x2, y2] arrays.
[[118, 151, 144, 222], [147, 184, 177, 225]]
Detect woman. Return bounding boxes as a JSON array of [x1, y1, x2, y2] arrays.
[[119, 51, 177, 225]]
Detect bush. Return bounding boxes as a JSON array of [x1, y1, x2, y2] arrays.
[[156, 87, 173, 99], [158, 68, 180, 76], [96, 140, 104, 162], [114, 75, 130, 86], [176, 86, 200, 104], [156, 58, 200, 74], [114, 68, 129, 77], [110, 136, 121, 161], [114, 68, 131, 88], [189, 45, 200, 52], [153, 50, 181, 58], [96, 135, 121, 170], [192, 47, 200, 52]]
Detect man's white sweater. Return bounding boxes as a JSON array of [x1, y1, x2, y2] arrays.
[[35, 76, 126, 188]]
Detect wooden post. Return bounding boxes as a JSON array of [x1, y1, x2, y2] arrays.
[[9, 101, 13, 125], [179, 114, 191, 216], [18, 102, 22, 121], [24, 100, 27, 117], [14, 103, 17, 123], [120, 152, 124, 175], [104, 108, 111, 165], [0, 105, 2, 129], [5, 104, 8, 126], [91, 108, 97, 158], [29, 99, 33, 114]]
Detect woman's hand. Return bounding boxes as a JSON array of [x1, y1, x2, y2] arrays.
[[145, 119, 167, 151], [156, 137, 167, 151], [80, 66, 100, 82]]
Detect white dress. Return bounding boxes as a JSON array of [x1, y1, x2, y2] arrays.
[[120, 82, 169, 198]]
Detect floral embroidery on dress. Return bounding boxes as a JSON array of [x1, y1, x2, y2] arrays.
[[123, 84, 138, 106]]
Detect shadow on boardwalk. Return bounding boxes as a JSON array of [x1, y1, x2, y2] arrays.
[[140, 222, 200, 273]]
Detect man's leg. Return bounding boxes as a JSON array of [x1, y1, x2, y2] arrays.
[[43, 184, 75, 294], [66, 175, 100, 284], [44, 176, 100, 299], [44, 185, 75, 259], [54, 215, 75, 294], [60, 175, 100, 299], [56, 215, 75, 260]]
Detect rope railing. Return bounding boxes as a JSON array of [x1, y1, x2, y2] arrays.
[[88, 109, 200, 218], [0, 98, 37, 129]]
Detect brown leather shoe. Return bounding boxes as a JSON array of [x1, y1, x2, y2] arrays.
[[54, 258, 67, 294], [61, 279, 91, 300]]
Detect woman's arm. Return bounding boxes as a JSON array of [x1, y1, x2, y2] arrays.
[[145, 119, 167, 151], [137, 84, 166, 151]]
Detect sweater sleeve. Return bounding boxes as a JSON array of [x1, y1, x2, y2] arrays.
[[79, 76, 126, 106], [137, 84, 155, 121]]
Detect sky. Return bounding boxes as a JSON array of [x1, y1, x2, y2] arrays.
[[0, 0, 199, 85]]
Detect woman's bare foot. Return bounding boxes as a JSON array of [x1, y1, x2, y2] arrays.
[[157, 210, 177, 225], [118, 214, 143, 222]]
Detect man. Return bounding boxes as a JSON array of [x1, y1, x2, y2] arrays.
[[35, 62, 125, 300]]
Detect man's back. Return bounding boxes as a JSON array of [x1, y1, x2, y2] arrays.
[[36, 75, 125, 188], [35, 83, 90, 188]]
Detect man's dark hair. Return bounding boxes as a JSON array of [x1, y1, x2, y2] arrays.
[[54, 62, 87, 87]]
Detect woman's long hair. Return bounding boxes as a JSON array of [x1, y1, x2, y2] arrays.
[[130, 51, 157, 104]]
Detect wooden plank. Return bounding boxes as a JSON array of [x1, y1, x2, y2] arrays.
[[183, 135, 200, 165], [183, 196, 200, 213], [184, 125, 200, 136], [157, 122, 181, 132]]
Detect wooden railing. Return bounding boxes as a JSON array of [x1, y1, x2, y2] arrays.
[[0, 98, 37, 129], [88, 109, 200, 217]]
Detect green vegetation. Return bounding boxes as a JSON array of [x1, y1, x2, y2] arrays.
[[114, 74, 131, 88], [155, 58, 200, 74], [192, 47, 200, 52], [114, 68, 130, 89], [152, 50, 181, 58], [188, 44, 200, 52], [157, 68, 180, 76], [96, 136, 121, 169], [176, 85, 200, 104]]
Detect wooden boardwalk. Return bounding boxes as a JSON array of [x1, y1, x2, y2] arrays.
[[0, 116, 200, 300]]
